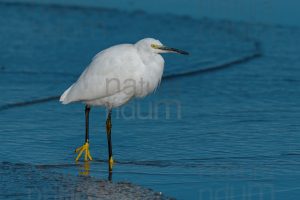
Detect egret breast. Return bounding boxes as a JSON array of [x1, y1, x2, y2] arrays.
[[135, 53, 165, 97]]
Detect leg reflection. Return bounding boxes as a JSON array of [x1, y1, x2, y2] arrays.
[[77, 161, 113, 181], [108, 170, 112, 181]]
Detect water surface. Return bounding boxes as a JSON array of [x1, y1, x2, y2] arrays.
[[0, 2, 300, 200]]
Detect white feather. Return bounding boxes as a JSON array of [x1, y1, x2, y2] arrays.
[[60, 38, 165, 108]]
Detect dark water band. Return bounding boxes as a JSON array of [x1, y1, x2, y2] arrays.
[[0, 48, 262, 112]]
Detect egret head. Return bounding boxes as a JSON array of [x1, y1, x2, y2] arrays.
[[135, 38, 189, 55]]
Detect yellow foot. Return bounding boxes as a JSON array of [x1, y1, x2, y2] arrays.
[[75, 142, 93, 161], [109, 156, 114, 171]]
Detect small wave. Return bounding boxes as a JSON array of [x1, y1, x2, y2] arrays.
[[0, 69, 78, 77], [31, 152, 300, 170], [164, 51, 261, 80], [0, 50, 261, 112], [0, 96, 60, 111], [0, 1, 262, 112], [0, 0, 119, 13]]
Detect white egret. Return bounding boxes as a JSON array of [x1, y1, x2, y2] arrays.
[[60, 38, 188, 170]]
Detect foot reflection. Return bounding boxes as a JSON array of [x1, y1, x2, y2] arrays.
[[77, 161, 113, 181], [78, 161, 90, 176]]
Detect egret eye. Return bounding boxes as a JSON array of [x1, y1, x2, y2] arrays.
[[60, 38, 188, 165]]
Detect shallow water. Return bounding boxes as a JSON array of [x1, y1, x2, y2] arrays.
[[0, 2, 300, 200]]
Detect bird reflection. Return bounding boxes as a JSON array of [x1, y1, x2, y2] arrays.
[[78, 161, 90, 176], [77, 161, 113, 181]]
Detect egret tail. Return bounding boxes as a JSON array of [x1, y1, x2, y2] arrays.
[[59, 84, 74, 104]]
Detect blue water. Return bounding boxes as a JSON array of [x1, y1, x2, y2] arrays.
[[9, 0, 300, 26], [0, 2, 300, 200]]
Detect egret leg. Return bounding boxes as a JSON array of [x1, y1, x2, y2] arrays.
[[75, 105, 93, 161], [106, 109, 114, 171]]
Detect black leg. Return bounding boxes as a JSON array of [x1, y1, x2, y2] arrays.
[[85, 105, 91, 143], [106, 109, 113, 171], [75, 105, 92, 161]]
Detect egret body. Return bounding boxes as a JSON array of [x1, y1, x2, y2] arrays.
[[60, 38, 188, 170]]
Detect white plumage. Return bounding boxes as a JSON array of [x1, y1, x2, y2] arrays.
[[60, 38, 166, 108], [59, 38, 188, 164]]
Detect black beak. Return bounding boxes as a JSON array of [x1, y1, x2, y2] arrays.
[[159, 46, 189, 55]]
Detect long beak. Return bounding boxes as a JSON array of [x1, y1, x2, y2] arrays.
[[158, 45, 189, 55]]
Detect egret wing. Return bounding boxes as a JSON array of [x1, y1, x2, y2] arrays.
[[60, 44, 144, 104]]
